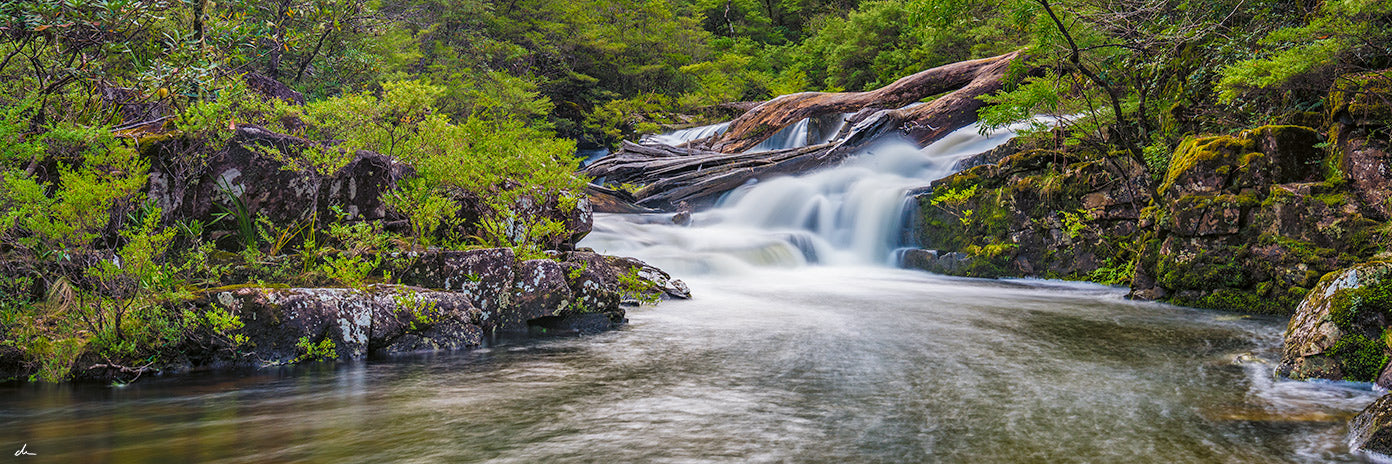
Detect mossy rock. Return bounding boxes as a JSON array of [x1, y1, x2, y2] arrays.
[[1161, 125, 1323, 196], [1278, 261, 1392, 384], [1330, 70, 1392, 125]]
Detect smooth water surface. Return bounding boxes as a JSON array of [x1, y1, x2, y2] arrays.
[[0, 268, 1380, 463]]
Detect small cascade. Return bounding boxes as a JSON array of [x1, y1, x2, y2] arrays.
[[583, 121, 1041, 275], [642, 122, 731, 146], [746, 118, 813, 153]]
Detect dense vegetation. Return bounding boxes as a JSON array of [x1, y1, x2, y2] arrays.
[[2, 0, 1391, 382]]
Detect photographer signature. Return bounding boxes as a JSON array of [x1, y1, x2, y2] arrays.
[[13, 444, 35, 456]]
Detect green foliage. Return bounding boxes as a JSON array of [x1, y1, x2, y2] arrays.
[[1086, 258, 1135, 287], [617, 267, 660, 305], [392, 290, 440, 331], [189, 306, 250, 348], [1217, 0, 1392, 104], [294, 336, 338, 362], [1, 124, 149, 252], [1060, 209, 1088, 239], [930, 184, 978, 225]]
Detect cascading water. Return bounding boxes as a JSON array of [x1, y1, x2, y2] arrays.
[[580, 121, 1032, 275], [641, 121, 731, 146]]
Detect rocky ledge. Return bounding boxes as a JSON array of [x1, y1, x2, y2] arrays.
[[129, 248, 689, 377]]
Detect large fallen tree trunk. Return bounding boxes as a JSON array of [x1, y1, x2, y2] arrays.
[[699, 50, 1023, 153], [583, 51, 1028, 210]]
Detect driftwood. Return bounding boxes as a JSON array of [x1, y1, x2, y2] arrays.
[[583, 51, 1027, 210], [700, 50, 1022, 154]]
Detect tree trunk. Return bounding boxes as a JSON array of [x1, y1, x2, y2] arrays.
[[699, 51, 1023, 153]]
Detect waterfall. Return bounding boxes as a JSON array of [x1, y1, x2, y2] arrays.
[[583, 121, 1042, 275], [641, 122, 731, 146]]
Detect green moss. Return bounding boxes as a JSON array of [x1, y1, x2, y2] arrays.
[[1155, 248, 1249, 290], [1328, 278, 1392, 333], [1162, 134, 1253, 194], [199, 283, 291, 295], [1331, 333, 1388, 382], [1187, 288, 1291, 314]]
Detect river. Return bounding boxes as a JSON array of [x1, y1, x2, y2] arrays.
[[0, 121, 1383, 463]]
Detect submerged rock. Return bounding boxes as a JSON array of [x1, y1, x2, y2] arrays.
[[1350, 394, 1392, 456], [1277, 262, 1392, 384]]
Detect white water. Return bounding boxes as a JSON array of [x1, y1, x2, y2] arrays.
[[642, 122, 731, 146], [582, 121, 1025, 275]]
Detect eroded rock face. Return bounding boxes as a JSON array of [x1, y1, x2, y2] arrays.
[[202, 285, 483, 365], [560, 251, 623, 314], [504, 259, 575, 333], [1130, 125, 1380, 314], [1331, 71, 1392, 221], [1350, 394, 1392, 456], [1277, 262, 1392, 384], [910, 148, 1150, 279]]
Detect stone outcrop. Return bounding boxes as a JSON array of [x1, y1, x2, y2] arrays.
[[1277, 262, 1392, 384], [187, 248, 689, 369], [906, 123, 1386, 315], [198, 285, 484, 366], [1330, 71, 1392, 221], [146, 125, 414, 228], [1131, 125, 1380, 313], [907, 146, 1149, 280]]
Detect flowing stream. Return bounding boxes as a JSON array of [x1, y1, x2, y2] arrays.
[[0, 122, 1385, 463]]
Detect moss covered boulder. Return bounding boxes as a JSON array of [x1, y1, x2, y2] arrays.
[[1276, 262, 1392, 384]]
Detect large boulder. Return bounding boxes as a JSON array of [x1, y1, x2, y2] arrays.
[[200, 285, 484, 365], [450, 191, 594, 251], [1350, 394, 1392, 456], [1277, 262, 1392, 384], [390, 248, 662, 335]]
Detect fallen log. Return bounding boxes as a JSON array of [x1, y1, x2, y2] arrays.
[[583, 51, 1028, 210], [700, 50, 1023, 153]]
